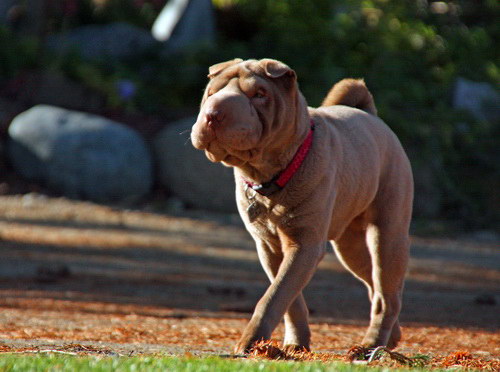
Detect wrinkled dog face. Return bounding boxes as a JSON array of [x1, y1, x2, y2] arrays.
[[191, 58, 297, 167]]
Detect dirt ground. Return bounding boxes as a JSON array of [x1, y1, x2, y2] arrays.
[[0, 194, 498, 364]]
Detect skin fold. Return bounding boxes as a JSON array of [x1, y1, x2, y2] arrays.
[[191, 58, 413, 354]]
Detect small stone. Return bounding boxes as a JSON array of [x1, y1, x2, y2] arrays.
[[35, 265, 71, 283], [474, 294, 496, 306]]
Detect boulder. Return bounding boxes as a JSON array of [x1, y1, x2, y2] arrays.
[[46, 22, 158, 60], [0, 0, 45, 36], [0, 1, 17, 24], [453, 78, 500, 122], [153, 117, 236, 212], [152, 0, 215, 52], [8, 105, 153, 202]]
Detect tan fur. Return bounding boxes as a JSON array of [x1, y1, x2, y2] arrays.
[[191, 59, 413, 354], [322, 78, 377, 116]]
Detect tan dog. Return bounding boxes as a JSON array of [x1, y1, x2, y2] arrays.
[[191, 58, 413, 354]]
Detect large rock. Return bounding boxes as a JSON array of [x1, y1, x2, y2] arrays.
[[152, 0, 215, 52], [46, 22, 158, 60], [0, 1, 17, 24], [0, 0, 45, 36], [8, 105, 153, 202], [153, 117, 236, 212], [453, 78, 500, 122]]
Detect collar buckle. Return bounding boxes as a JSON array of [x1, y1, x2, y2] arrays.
[[242, 119, 315, 197], [251, 181, 282, 196]]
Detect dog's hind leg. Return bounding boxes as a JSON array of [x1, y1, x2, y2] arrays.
[[387, 319, 402, 349], [362, 222, 409, 348], [332, 220, 374, 299], [332, 215, 406, 349], [283, 293, 311, 350]]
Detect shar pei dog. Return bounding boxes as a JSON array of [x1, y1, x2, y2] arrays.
[[191, 58, 413, 354]]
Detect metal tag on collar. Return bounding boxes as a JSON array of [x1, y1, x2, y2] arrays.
[[252, 181, 282, 196], [244, 183, 262, 222], [244, 182, 257, 200]]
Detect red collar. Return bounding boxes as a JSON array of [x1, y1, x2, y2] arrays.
[[243, 120, 315, 196]]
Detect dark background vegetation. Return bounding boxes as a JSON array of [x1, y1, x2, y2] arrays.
[[0, 0, 498, 231]]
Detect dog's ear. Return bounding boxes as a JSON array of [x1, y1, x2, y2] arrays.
[[261, 59, 296, 80], [208, 58, 243, 79]]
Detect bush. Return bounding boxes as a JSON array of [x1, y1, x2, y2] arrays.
[[44, 0, 167, 31], [0, 28, 39, 79], [1, 0, 498, 228], [210, 0, 499, 228]]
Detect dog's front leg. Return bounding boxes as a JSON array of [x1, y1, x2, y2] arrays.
[[234, 236, 324, 354], [254, 241, 312, 351]]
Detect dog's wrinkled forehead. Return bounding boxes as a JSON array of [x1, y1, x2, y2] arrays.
[[208, 59, 264, 80], [207, 58, 295, 85]]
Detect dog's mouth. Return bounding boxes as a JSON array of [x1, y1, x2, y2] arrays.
[[202, 139, 259, 166], [192, 117, 262, 165], [203, 140, 226, 162]]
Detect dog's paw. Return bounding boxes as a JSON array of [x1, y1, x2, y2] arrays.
[[234, 319, 272, 354], [234, 332, 268, 354], [283, 344, 310, 353], [233, 338, 259, 355]]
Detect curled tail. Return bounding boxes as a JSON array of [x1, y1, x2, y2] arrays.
[[321, 78, 377, 116]]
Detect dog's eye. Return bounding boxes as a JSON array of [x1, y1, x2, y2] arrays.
[[253, 89, 266, 100]]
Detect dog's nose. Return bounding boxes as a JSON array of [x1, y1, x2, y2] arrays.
[[205, 109, 224, 128]]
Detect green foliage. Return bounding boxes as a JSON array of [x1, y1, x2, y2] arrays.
[[0, 28, 39, 79], [0, 0, 498, 227], [87, 0, 165, 29], [45, 0, 166, 31], [210, 0, 499, 227]]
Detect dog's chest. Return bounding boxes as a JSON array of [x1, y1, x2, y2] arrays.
[[245, 197, 294, 235], [246, 199, 264, 223], [237, 183, 296, 237]]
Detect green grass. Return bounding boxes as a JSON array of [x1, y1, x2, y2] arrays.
[[0, 354, 440, 372]]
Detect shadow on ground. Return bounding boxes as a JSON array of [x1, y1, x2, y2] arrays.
[[0, 195, 498, 334]]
